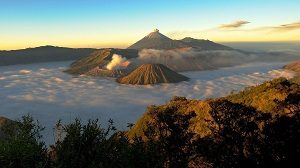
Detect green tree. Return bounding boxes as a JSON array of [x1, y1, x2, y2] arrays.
[[197, 100, 271, 168], [143, 105, 197, 168], [0, 115, 49, 168], [53, 119, 138, 168], [262, 111, 300, 167]]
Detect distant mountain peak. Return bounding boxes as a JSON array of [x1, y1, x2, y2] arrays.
[[128, 29, 187, 50], [128, 29, 234, 50], [144, 29, 170, 40]]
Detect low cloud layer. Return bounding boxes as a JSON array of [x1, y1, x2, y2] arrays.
[[131, 48, 300, 72], [219, 20, 250, 29], [133, 48, 250, 71], [0, 61, 294, 145]]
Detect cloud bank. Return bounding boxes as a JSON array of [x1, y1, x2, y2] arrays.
[[131, 48, 300, 72], [0, 61, 295, 145], [133, 48, 243, 71]]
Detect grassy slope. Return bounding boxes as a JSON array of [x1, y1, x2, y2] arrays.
[[224, 78, 300, 116], [127, 78, 300, 139]]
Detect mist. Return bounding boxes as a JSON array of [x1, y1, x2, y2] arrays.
[[133, 48, 250, 71], [128, 48, 300, 72], [0, 61, 295, 145]]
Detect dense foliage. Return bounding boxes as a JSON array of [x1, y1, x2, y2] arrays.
[[0, 115, 49, 168], [225, 77, 300, 116]]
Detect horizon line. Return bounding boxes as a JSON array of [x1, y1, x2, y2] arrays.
[[1, 40, 300, 51]]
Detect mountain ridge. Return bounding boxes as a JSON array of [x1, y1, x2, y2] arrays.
[[128, 29, 233, 50], [0, 46, 96, 66]]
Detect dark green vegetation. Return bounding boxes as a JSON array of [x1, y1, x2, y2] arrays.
[[0, 46, 95, 66], [0, 115, 48, 168], [1, 77, 300, 167], [128, 78, 300, 167], [116, 64, 189, 85], [0, 117, 16, 140]]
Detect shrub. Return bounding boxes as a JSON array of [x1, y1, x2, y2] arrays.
[[0, 115, 49, 168]]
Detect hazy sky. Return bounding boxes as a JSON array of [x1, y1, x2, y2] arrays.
[[1, 0, 300, 50]]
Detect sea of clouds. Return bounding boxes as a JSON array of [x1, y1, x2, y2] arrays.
[[106, 48, 300, 72], [0, 61, 296, 145]]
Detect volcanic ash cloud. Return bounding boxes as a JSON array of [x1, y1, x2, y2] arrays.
[[106, 54, 130, 70]]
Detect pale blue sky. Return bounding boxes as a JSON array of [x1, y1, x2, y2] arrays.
[[0, 0, 300, 49]]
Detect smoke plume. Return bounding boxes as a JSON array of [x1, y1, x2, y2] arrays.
[[106, 54, 130, 70]]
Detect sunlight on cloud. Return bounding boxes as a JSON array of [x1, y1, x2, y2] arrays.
[[167, 20, 300, 42], [19, 69, 32, 74], [219, 20, 250, 29], [271, 21, 300, 32]]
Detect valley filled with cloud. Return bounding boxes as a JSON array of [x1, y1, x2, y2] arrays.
[[0, 61, 295, 144]]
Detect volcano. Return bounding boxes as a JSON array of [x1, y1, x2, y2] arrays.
[[127, 29, 187, 50], [64, 48, 138, 77], [116, 63, 189, 85], [127, 29, 233, 50]]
